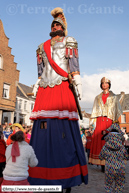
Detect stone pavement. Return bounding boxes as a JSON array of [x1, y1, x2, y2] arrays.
[[64, 158, 129, 193]]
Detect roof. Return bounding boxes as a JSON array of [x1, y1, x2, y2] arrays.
[[120, 94, 129, 111], [0, 19, 9, 40], [17, 83, 35, 101], [17, 86, 27, 99], [116, 92, 129, 111]]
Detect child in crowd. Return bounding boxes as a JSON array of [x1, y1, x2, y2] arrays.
[[1, 131, 38, 193], [3, 126, 13, 142], [85, 131, 92, 161], [0, 131, 6, 186], [80, 129, 87, 150], [99, 122, 129, 193]]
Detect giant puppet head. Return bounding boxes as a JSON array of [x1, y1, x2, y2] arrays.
[[100, 77, 111, 90], [50, 7, 68, 38]]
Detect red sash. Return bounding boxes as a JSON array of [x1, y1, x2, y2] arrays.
[[43, 39, 68, 78]]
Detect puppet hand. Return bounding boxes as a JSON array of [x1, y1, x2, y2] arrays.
[[33, 79, 40, 97], [73, 75, 82, 100]]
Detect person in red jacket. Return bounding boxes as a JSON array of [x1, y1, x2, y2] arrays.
[[0, 131, 6, 185], [6, 123, 29, 146]]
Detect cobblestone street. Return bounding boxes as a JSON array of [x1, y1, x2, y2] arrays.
[[65, 158, 129, 193]]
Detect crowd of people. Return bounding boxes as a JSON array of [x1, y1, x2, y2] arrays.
[[0, 121, 129, 193], [0, 122, 32, 144], [0, 122, 37, 193], [80, 125, 129, 162], [80, 123, 129, 192]]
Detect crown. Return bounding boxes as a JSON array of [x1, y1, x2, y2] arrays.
[[101, 77, 111, 84]]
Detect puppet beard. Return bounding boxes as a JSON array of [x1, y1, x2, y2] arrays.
[[49, 30, 65, 37]]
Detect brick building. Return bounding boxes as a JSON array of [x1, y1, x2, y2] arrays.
[[15, 83, 35, 126], [0, 19, 20, 124]]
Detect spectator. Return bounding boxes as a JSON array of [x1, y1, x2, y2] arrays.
[[23, 126, 28, 134], [2, 124, 6, 132], [80, 129, 87, 150], [0, 131, 6, 185], [124, 137, 129, 154], [86, 131, 92, 161], [6, 123, 29, 146], [1, 131, 38, 192], [3, 127, 13, 142], [4, 122, 8, 129], [27, 129, 32, 141], [0, 122, 2, 132]]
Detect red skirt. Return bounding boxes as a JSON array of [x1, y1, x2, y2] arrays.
[[89, 116, 112, 165], [0, 179, 32, 193], [30, 81, 78, 120]]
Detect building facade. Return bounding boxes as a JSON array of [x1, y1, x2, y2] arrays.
[[15, 83, 35, 126], [0, 20, 19, 124]]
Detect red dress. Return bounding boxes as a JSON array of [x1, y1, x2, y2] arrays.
[[30, 81, 78, 120], [89, 93, 112, 165]]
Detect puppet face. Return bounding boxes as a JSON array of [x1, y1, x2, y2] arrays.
[[102, 82, 109, 91], [51, 22, 63, 32]]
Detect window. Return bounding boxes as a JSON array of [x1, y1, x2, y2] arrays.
[[24, 101, 27, 111], [40, 121, 47, 129], [3, 83, 10, 99], [0, 55, 3, 69], [31, 103, 34, 111], [16, 98, 18, 109], [121, 127, 126, 133], [121, 114, 126, 123], [19, 99, 22, 110]]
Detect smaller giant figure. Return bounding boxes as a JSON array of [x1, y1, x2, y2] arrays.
[[89, 77, 123, 172]]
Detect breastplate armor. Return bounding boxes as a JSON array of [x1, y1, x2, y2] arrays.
[[39, 37, 68, 88]]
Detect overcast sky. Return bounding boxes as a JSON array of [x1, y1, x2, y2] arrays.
[[0, 0, 129, 111]]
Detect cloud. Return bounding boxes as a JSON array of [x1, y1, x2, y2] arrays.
[[80, 69, 129, 113]]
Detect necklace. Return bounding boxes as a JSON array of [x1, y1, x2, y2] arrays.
[[103, 90, 109, 94], [51, 37, 64, 46]]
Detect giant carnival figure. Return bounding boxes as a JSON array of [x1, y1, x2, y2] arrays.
[[89, 77, 123, 172], [28, 7, 88, 193]]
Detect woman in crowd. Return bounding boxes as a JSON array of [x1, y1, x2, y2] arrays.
[[27, 128, 32, 141], [89, 77, 122, 172], [1, 131, 38, 193]]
